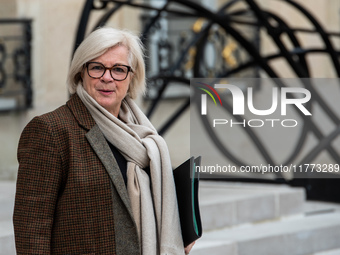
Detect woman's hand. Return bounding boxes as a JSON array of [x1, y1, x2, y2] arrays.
[[184, 241, 195, 254]]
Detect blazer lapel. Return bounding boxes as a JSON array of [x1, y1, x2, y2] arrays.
[[85, 126, 134, 218], [67, 94, 134, 219]]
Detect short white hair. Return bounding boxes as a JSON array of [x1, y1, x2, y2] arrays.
[[67, 27, 146, 99]]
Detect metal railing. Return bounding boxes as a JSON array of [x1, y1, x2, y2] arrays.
[[0, 19, 32, 112]]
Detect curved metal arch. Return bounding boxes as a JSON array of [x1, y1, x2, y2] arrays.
[[191, 1, 340, 168], [240, 0, 340, 126], [190, 8, 308, 171], [94, 1, 131, 28], [262, 10, 310, 77], [285, 0, 340, 77], [73, 0, 340, 185], [146, 75, 191, 136]]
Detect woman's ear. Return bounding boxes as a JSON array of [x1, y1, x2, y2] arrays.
[[74, 72, 83, 85]]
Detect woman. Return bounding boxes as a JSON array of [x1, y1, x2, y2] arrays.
[[13, 27, 194, 255]]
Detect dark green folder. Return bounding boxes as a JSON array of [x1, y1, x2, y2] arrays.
[[173, 156, 202, 247]]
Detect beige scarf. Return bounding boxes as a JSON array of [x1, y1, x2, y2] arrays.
[[76, 85, 184, 255]]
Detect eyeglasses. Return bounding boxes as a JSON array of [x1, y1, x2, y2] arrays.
[[85, 62, 133, 81]]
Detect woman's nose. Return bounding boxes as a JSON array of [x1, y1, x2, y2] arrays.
[[101, 69, 114, 82]]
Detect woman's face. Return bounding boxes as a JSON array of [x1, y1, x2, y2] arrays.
[[82, 45, 132, 117]]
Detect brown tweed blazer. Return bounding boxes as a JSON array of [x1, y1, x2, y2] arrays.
[[13, 94, 140, 255]]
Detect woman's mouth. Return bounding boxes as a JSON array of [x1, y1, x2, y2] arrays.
[[98, 89, 115, 96]]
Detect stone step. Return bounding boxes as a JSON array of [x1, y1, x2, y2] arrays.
[[199, 181, 305, 230], [0, 181, 15, 221], [314, 248, 340, 255], [0, 182, 16, 255], [0, 220, 15, 255], [2, 181, 337, 255], [191, 212, 340, 255], [304, 200, 340, 215]]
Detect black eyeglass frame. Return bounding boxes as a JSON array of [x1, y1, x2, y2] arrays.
[[85, 61, 133, 81]]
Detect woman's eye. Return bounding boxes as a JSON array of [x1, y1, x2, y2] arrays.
[[112, 67, 126, 73], [92, 65, 104, 70]]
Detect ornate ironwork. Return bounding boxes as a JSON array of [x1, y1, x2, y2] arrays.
[[0, 19, 32, 112], [74, 0, 340, 202]]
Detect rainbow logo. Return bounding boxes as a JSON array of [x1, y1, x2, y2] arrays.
[[197, 82, 223, 115], [197, 82, 222, 106]]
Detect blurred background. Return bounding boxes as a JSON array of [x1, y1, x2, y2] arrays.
[[1, 0, 340, 254]]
